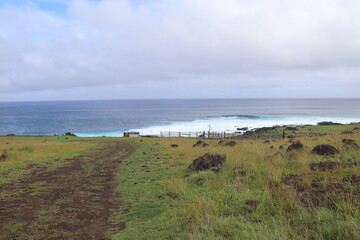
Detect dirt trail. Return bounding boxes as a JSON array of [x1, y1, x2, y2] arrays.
[[0, 140, 137, 240]]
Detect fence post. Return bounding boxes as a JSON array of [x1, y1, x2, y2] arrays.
[[160, 131, 162, 138]]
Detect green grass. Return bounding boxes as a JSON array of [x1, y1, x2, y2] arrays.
[[0, 137, 89, 184], [1, 124, 360, 239], [111, 128, 360, 239]]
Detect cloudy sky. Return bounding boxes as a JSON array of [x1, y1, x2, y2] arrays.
[[1, 0, 360, 101]]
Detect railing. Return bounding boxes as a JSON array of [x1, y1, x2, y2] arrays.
[[159, 131, 236, 138]]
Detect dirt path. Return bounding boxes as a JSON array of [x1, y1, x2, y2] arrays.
[[0, 140, 137, 240]]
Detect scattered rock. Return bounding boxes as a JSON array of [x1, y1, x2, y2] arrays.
[[188, 153, 225, 172], [243, 200, 259, 212], [341, 131, 354, 134], [317, 121, 342, 126], [64, 132, 77, 137], [309, 160, 337, 171], [311, 144, 339, 155], [282, 173, 315, 191], [342, 139, 356, 144], [342, 139, 359, 149], [225, 141, 237, 146], [170, 144, 178, 148], [0, 153, 9, 161], [219, 140, 236, 146], [244, 199, 258, 207], [193, 140, 209, 147], [286, 141, 304, 152], [5, 134, 15, 136], [234, 167, 247, 176], [237, 127, 248, 131], [263, 140, 271, 144], [287, 135, 296, 139], [286, 127, 298, 131], [279, 144, 287, 150], [353, 127, 360, 130], [254, 127, 276, 134]]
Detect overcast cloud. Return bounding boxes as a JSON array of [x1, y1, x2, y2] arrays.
[[1, 0, 360, 101]]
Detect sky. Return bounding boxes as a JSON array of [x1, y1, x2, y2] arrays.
[[1, 0, 360, 101]]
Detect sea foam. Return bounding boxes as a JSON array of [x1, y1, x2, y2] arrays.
[[76, 116, 360, 137]]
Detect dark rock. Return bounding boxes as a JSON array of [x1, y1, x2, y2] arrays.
[[188, 153, 225, 172], [342, 139, 356, 144], [353, 127, 360, 130], [170, 144, 178, 148], [244, 199, 258, 207], [5, 134, 15, 136], [0, 153, 9, 161], [254, 127, 276, 134], [193, 141, 209, 147], [286, 127, 298, 131], [234, 167, 247, 176], [219, 140, 236, 146], [311, 144, 339, 155], [342, 139, 359, 149], [309, 160, 337, 171], [317, 121, 342, 126], [279, 144, 287, 150], [287, 135, 296, 139], [270, 146, 274, 149], [237, 127, 248, 131], [225, 141, 237, 146], [243, 200, 259, 212], [64, 132, 77, 137], [286, 141, 304, 152], [263, 140, 271, 144]]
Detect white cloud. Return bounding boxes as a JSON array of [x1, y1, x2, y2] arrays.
[[1, 0, 360, 100]]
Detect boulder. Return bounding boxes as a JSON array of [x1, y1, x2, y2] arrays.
[[309, 160, 337, 171], [0, 153, 9, 161], [64, 132, 77, 137], [193, 140, 209, 147], [317, 121, 342, 126], [170, 144, 178, 148], [225, 141, 237, 146], [311, 144, 339, 155], [286, 141, 304, 152], [188, 153, 225, 172], [342, 139, 359, 149]]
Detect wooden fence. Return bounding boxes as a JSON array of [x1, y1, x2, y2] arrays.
[[159, 131, 236, 139]]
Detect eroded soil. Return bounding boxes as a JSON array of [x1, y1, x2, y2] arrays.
[[0, 140, 137, 240]]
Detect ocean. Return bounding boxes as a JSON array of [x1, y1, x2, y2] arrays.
[[1, 99, 360, 137]]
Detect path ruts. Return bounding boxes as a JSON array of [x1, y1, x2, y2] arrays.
[[0, 140, 137, 240]]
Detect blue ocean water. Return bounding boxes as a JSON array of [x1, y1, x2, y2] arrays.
[[0, 99, 360, 136]]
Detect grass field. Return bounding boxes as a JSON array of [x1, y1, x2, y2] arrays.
[[1, 124, 360, 239]]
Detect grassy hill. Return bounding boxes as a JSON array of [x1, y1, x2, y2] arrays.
[[1, 124, 360, 239]]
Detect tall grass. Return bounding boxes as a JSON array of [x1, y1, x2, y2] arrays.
[[143, 132, 360, 239]]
